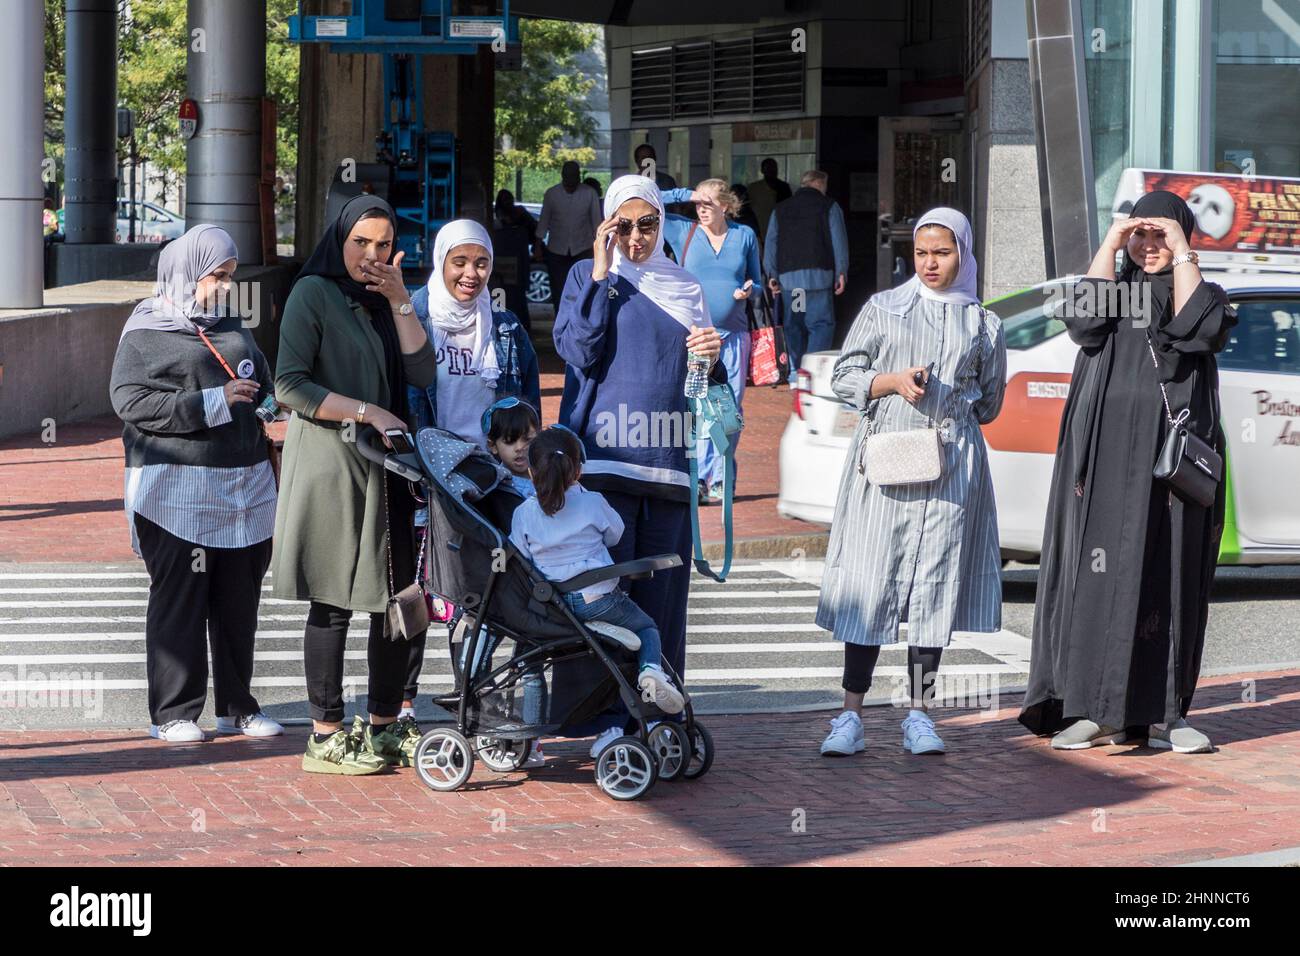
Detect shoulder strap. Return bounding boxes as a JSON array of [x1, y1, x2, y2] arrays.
[[196, 328, 237, 380], [688, 404, 735, 582], [682, 222, 700, 262]]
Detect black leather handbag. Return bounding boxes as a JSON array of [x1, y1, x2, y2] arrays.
[[1147, 337, 1221, 509]]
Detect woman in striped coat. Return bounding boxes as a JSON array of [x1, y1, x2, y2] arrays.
[[815, 208, 1007, 757]]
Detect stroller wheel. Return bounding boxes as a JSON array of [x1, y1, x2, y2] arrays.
[[475, 736, 534, 773], [593, 737, 657, 801], [646, 722, 690, 782], [415, 729, 474, 792], [682, 721, 714, 780]]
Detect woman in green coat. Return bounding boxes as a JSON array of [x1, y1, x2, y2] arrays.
[[273, 195, 436, 775]]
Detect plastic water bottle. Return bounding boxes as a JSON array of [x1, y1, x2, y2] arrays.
[[685, 350, 710, 399]]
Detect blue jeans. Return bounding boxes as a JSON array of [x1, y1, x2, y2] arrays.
[[694, 329, 748, 490], [784, 287, 835, 382], [564, 588, 663, 673]]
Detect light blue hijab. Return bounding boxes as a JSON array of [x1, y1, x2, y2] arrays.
[[120, 224, 239, 337]]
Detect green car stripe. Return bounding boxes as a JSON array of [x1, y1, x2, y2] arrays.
[[1219, 443, 1241, 563]]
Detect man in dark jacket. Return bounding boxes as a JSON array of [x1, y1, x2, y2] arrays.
[[763, 169, 849, 382]]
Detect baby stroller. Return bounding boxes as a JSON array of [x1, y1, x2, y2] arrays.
[[356, 426, 715, 801]]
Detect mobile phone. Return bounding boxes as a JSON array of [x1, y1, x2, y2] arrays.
[[913, 361, 935, 387], [384, 428, 415, 454]]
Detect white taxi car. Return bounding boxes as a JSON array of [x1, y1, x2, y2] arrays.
[[777, 269, 1300, 564]]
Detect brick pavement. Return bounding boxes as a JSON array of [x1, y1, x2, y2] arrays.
[[1, 671, 1296, 866], [0, 332, 822, 565]]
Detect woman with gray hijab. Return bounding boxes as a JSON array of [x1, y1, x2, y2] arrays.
[[110, 224, 282, 743], [815, 208, 1006, 758]]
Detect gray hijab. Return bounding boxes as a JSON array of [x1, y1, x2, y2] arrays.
[[119, 224, 239, 338]]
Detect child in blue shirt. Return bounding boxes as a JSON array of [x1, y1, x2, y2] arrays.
[[482, 397, 539, 499], [509, 426, 685, 714]]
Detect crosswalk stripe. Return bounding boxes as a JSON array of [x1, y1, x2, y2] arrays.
[[0, 662, 1022, 694], [0, 590, 818, 608]]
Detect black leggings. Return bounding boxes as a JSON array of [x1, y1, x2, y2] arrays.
[[304, 602, 408, 723], [842, 643, 944, 704]]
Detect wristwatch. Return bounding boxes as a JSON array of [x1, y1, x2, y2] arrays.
[[1171, 251, 1199, 268], [397, 302, 413, 316]]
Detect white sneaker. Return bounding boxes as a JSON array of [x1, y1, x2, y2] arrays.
[[523, 740, 546, 768], [638, 664, 685, 715], [820, 710, 865, 756], [901, 709, 945, 754], [149, 719, 205, 743], [589, 725, 623, 759], [215, 712, 284, 738]]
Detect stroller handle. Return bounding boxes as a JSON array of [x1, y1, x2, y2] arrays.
[[356, 425, 425, 484]]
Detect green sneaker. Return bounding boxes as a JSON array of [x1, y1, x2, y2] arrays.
[[302, 729, 389, 776], [353, 715, 417, 767]]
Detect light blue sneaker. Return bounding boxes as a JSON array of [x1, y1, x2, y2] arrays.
[[901, 709, 945, 755]]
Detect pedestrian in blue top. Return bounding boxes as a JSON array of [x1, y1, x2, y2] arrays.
[[763, 169, 850, 382], [659, 179, 762, 502], [554, 174, 723, 757], [403, 218, 540, 723]]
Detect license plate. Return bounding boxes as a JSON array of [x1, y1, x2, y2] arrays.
[[832, 407, 859, 436]]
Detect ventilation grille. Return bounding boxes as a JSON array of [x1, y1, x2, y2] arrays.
[[630, 27, 806, 122]]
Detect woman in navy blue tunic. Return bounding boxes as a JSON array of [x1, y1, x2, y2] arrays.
[[554, 175, 723, 747]]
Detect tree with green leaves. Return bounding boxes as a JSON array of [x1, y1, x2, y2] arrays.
[[43, 0, 299, 213], [494, 19, 599, 194]]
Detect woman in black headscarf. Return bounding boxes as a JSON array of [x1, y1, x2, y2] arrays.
[[1020, 190, 1236, 754], [272, 195, 437, 775]]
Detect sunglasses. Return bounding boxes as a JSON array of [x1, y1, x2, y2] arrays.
[[616, 214, 661, 236], [480, 396, 539, 439]]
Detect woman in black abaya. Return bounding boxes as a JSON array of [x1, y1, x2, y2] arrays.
[[1019, 190, 1236, 754]]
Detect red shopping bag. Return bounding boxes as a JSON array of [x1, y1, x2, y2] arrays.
[[748, 288, 788, 386]]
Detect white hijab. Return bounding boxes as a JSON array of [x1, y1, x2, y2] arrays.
[[873, 207, 980, 316], [603, 174, 712, 332], [425, 219, 500, 385]]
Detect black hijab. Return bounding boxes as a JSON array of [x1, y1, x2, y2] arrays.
[[1118, 189, 1198, 327], [298, 195, 406, 411]]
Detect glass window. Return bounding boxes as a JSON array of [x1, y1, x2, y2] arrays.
[[1212, 2, 1300, 177], [989, 281, 1072, 351], [1080, 0, 1135, 241], [1220, 297, 1300, 374]]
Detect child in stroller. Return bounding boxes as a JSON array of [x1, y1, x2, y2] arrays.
[[355, 423, 713, 800], [509, 426, 685, 714]]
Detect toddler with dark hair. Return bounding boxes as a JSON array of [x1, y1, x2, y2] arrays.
[[509, 427, 684, 714]]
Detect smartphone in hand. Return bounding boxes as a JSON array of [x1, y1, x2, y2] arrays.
[[384, 428, 415, 454], [913, 361, 935, 388]]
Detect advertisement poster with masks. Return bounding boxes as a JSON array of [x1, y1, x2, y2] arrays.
[[1111, 168, 1300, 265]]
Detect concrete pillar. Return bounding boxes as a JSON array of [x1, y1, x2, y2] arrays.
[[186, 0, 266, 264], [294, 44, 386, 253], [0, 0, 44, 308], [64, 0, 119, 244]]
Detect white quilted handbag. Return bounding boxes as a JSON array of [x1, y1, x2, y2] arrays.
[[862, 427, 944, 486], [855, 308, 988, 488]]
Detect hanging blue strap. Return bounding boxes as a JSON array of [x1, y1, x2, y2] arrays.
[[688, 393, 738, 583]]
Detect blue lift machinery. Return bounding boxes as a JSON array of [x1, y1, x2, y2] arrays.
[[289, 0, 519, 283]]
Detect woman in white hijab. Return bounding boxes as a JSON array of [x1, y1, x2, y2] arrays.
[[404, 218, 541, 725], [813, 208, 1007, 758], [552, 174, 722, 757]]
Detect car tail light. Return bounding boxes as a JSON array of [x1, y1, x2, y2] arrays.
[[981, 371, 1071, 453], [792, 368, 812, 419]]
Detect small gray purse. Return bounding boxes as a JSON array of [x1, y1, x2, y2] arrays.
[[857, 308, 988, 488]]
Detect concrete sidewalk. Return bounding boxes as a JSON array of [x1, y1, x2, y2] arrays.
[[1, 670, 1296, 866], [0, 341, 826, 565]]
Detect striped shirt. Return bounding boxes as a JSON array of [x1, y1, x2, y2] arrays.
[[815, 294, 1007, 647], [123, 385, 278, 552]]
